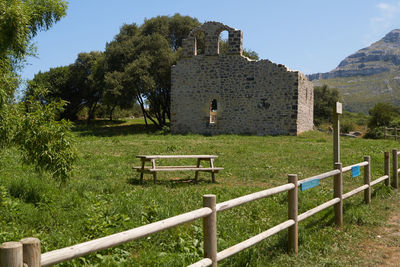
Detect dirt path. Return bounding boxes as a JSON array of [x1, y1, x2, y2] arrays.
[[359, 210, 400, 266]]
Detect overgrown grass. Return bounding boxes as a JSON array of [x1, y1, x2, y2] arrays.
[[1, 118, 399, 266]]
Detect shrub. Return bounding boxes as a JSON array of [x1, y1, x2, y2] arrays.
[[314, 85, 340, 125], [341, 120, 355, 133], [364, 126, 385, 139], [368, 102, 399, 128]]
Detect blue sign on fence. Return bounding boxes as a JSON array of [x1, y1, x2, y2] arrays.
[[300, 179, 319, 191], [352, 165, 361, 177]]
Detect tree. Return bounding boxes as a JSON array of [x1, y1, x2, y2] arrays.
[[368, 102, 400, 128], [70, 51, 105, 122], [27, 51, 106, 122], [0, 0, 76, 182], [26, 66, 84, 120], [104, 14, 201, 127], [313, 85, 340, 125], [102, 24, 140, 121]]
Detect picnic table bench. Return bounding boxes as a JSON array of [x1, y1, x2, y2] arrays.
[[134, 155, 223, 183]]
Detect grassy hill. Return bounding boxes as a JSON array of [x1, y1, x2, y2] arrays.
[[312, 70, 400, 113], [309, 29, 400, 113], [0, 118, 399, 266]]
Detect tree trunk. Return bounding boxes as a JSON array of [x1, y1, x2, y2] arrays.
[[109, 105, 116, 121], [137, 95, 148, 127]]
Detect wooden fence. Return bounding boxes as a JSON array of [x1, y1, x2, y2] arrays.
[[384, 127, 399, 140], [1, 150, 400, 267]]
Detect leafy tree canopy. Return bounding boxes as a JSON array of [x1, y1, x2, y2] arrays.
[[368, 102, 400, 128], [103, 14, 201, 127], [0, 0, 76, 182], [313, 84, 340, 125]]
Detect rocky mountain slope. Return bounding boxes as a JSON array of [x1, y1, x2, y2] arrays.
[[308, 29, 400, 113]]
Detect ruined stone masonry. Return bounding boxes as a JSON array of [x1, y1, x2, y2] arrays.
[[171, 22, 313, 135]]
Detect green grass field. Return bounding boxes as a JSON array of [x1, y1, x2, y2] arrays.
[[1, 118, 399, 266]]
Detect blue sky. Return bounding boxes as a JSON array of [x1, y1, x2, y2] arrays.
[[20, 0, 400, 85]]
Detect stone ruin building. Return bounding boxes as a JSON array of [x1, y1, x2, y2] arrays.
[[170, 22, 313, 135]]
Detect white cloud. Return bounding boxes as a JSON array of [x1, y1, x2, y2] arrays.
[[363, 2, 400, 45], [377, 3, 391, 11], [375, 2, 398, 25]]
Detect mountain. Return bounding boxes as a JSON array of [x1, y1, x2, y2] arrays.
[[308, 29, 400, 113]]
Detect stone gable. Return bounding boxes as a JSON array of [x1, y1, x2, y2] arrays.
[[171, 22, 313, 135]]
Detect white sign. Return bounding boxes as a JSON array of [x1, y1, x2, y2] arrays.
[[336, 102, 342, 114]]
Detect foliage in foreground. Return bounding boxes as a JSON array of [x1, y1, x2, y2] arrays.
[[0, 0, 76, 181]]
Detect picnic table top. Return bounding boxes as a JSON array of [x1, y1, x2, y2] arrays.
[[136, 155, 218, 159]]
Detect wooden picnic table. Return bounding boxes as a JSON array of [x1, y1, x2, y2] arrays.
[[134, 155, 223, 183]]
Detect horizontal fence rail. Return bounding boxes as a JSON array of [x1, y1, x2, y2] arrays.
[[342, 184, 369, 200], [297, 169, 340, 185], [342, 161, 369, 173], [384, 127, 399, 140], [298, 198, 340, 222], [216, 220, 295, 262], [216, 183, 295, 212], [42, 207, 212, 266], [1, 150, 399, 267]]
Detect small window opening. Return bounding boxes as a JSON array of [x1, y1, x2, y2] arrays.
[[218, 30, 229, 55], [210, 99, 218, 124], [194, 31, 205, 55]]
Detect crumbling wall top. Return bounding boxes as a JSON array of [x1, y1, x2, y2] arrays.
[[181, 21, 243, 57]]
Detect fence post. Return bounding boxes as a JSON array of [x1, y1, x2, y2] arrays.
[[203, 194, 217, 267], [364, 156, 371, 204], [288, 174, 298, 254], [0, 242, 23, 267], [393, 150, 398, 189], [334, 162, 343, 227], [385, 152, 390, 187], [20, 238, 41, 267]]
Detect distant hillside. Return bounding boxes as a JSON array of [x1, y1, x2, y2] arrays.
[[308, 29, 400, 113]]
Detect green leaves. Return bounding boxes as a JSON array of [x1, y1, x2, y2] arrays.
[[368, 102, 400, 128], [1, 89, 77, 182], [102, 14, 201, 128], [314, 84, 341, 125], [0, 0, 73, 181], [0, 0, 67, 59]]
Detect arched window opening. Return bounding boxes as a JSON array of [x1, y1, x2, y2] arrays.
[[210, 99, 218, 124], [194, 31, 205, 55], [218, 30, 229, 55]]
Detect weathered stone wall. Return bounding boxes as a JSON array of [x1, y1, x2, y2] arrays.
[[171, 22, 313, 135], [296, 73, 314, 134]]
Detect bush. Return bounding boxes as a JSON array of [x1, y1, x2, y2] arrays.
[[314, 85, 340, 125], [341, 120, 355, 133], [364, 126, 385, 139], [368, 102, 399, 128], [364, 103, 400, 139]]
